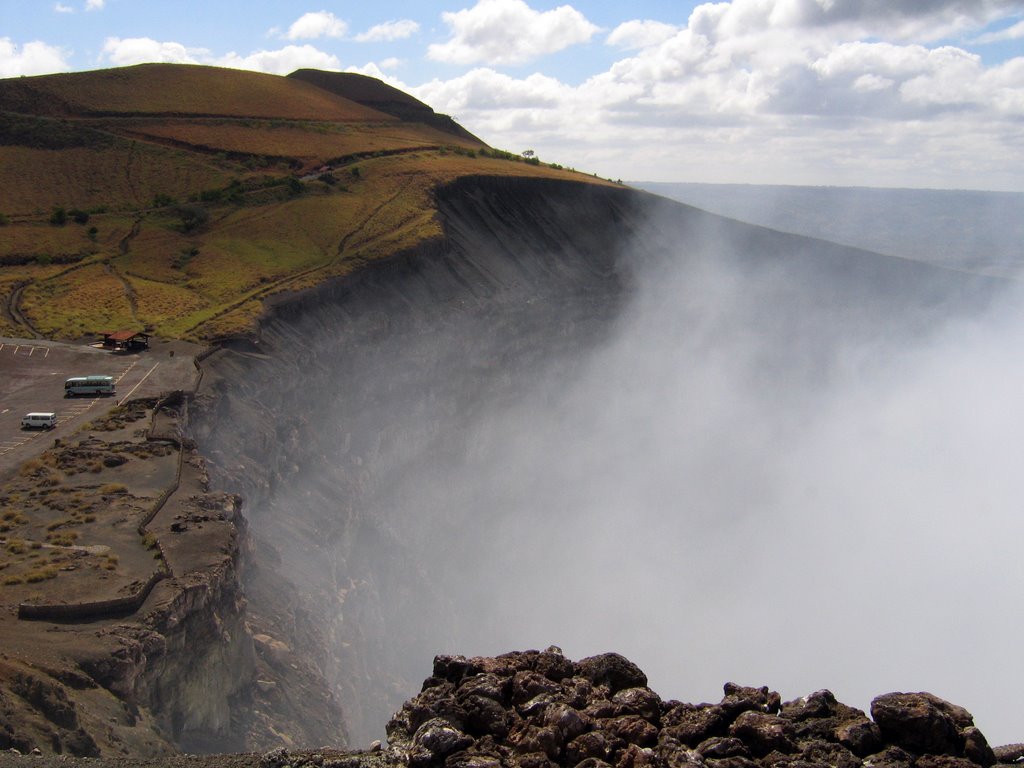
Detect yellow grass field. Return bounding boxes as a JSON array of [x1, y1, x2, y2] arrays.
[[110, 119, 483, 168], [19, 262, 135, 338], [0, 145, 232, 215]]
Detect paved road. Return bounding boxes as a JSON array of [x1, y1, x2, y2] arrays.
[[0, 337, 203, 482]]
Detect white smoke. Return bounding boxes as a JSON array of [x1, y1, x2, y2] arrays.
[[382, 218, 1024, 746]]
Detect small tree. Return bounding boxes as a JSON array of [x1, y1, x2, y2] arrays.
[[522, 149, 536, 159], [49, 206, 67, 226], [174, 204, 209, 233]]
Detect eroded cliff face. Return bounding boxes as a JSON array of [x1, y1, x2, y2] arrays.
[[191, 177, 1004, 747], [192, 178, 637, 743]]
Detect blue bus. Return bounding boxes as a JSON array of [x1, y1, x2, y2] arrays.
[[64, 375, 115, 397]]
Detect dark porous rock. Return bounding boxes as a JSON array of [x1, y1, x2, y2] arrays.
[[604, 715, 659, 748], [728, 711, 797, 757], [780, 690, 840, 721], [389, 681, 468, 745], [662, 704, 729, 746], [703, 757, 760, 768], [584, 696, 622, 720], [834, 716, 883, 757], [656, 740, 704, 768], [514, 751, 559, 768], [521, 694, 563, 719], [513, 671, 564, 706], [566, 729, 622, 764], [463, 694, 517, 739], [508, 723, 563, 760], [613, 688, 663, 724], [542, 702, 592, 742], [562, 677, 597, 710], [458, 674, 511, 705], [410, 718, 475, 767], [535, 649, 577, 682], [799, 739, 862, 768], [380, 652, 1008, 768], [863, 745, 916, 768], [961, 727, 996, 767], [915, 756, 984, 768], [992, 744, 1024, 763], [433, 656, 486, 686], [445, 753, 504, 768], [696, 737, 751, 759], [870, 693, 966, 756], [262, 747, 290, 767], [577, 654, 649, 693], [616, 744, 659, 768], [720, 684, 782, 719]]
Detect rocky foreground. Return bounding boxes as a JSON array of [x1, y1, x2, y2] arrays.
[[4, 649, 1019, 768], [382, 649, 1022, 768]]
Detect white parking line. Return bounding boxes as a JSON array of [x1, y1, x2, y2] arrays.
[[114, 361, 138, 383], [117, 362, 159, 405]]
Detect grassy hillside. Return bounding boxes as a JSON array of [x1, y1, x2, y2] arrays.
[[0, 64, 614, 342]]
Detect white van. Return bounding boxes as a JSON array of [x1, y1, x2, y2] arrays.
[[21, 412, 57, 430]]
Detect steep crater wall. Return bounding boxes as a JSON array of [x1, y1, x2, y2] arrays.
[[191, 177, 1005, 747]]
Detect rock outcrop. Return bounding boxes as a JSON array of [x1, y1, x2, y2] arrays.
[[379, 649, 1004, 768]]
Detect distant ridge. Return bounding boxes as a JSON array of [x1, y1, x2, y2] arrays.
[[0, 63, 393, 121], [288, 68, 484, 145]]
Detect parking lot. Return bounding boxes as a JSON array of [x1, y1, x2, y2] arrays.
[[0, 337, 202, 481]]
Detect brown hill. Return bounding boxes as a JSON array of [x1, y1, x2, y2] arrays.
[[0, 63, 393, 121], [288, 69, 484, 144], [0, 64, 611, 343]]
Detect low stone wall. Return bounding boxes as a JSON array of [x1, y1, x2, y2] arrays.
[[17, 569, 167, 621]]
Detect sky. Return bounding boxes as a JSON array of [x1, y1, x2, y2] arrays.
[[1, 1, 1022, 192]]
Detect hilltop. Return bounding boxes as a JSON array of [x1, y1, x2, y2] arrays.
[[0, 63, 612, 342]]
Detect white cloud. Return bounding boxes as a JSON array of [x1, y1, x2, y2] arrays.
[[54, 3, 74, 13], [101, 37, 201, 66], [607, 20, 680, 50], [98, 37, 341, 75], [428, 0, 599, 66], [414, 67, 571, 113], [687, 0, 1022, 42], [284, 11, 347, 40], [354, 20, 419, 43], [214, 45, 342, 75], [85, 0, 104, 10], [974, 18, 1024, 44], [345, 62, 405, 85], [0, 37, 71, 76], [405, 1, 1024, 190]]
